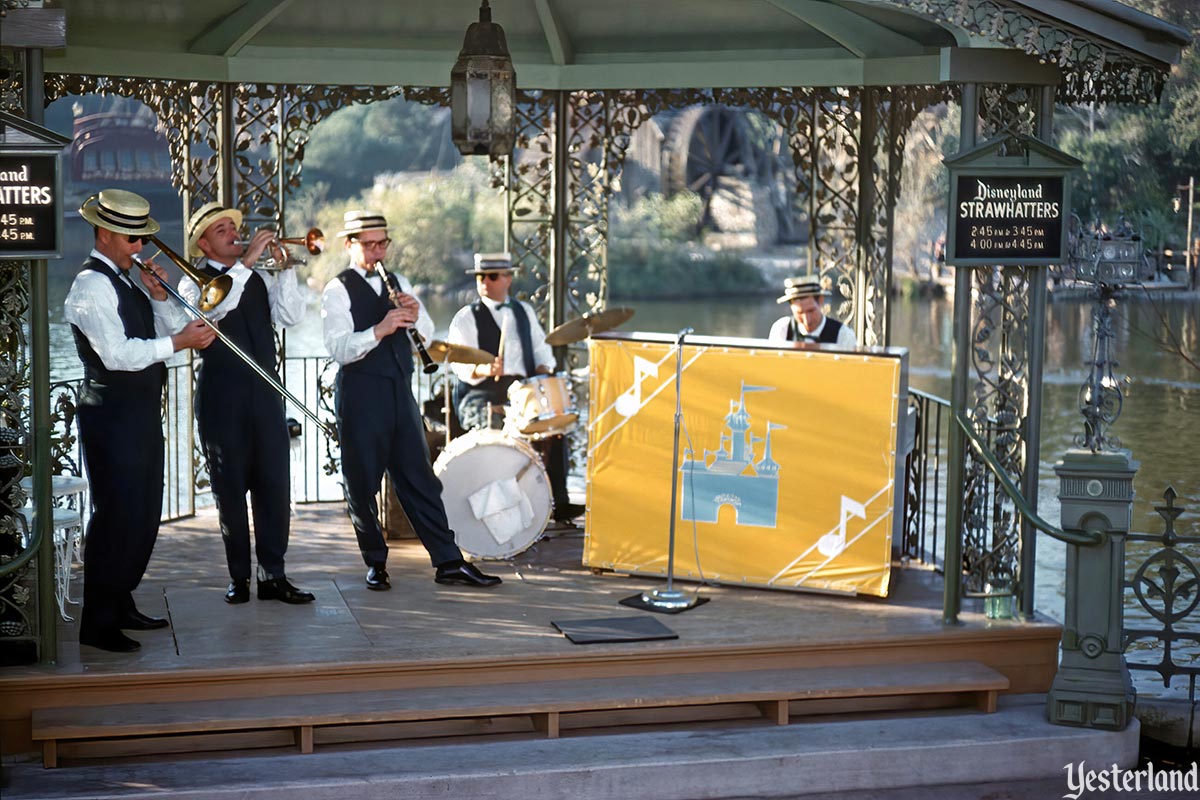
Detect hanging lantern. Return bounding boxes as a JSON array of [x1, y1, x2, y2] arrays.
[[450, 0, 516, 157]]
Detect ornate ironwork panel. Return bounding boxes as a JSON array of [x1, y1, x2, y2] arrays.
[[960, 266, 1031, 595], [0, 261, 34, 647], [505, 89, 557, 321], [979, 84, 1037, 140], [892, 0, 1169, 104], [1124, 488, 1200, 708]]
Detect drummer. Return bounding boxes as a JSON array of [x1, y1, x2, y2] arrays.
[[447, 253, 584, 523]]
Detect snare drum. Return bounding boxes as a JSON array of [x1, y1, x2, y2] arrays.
[[505, 373, 578, 438], [433, 429, 551, 558]]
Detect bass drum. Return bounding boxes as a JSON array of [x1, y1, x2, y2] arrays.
[[433, 429, 552, 559]]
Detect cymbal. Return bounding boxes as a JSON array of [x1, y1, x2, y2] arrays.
[[425, 340, 494, 365], [544, 306, 636, 346]]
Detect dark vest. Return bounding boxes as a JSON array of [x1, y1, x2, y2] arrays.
[[336, 269, 412, 380], [70, 258, 166, 393], [788, 317, 844, 344], [470, 300, 536, 388], [195, 263, 278, 380]]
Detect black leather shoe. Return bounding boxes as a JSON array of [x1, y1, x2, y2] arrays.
[[257, 576, 316, 604], [366, 565, 390, 591], [80, 628, 140, 653], [120, 609, 169, 630], [435, 561, 502, 587], [225, 579, 250, 604], [553, 503, 586, 522]]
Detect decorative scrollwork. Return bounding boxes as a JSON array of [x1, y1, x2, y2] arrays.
[[1076, 282, 1124, 452], [1124, 488, 1200, 689], [893, 0, 1168, 104]]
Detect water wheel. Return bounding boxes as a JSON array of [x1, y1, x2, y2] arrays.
[[663, 106, 759, 233]]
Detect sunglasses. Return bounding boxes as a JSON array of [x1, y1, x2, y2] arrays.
[[126, 234, 150, 244], [480, 272, 510, 281]]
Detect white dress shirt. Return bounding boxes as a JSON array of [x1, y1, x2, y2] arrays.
[[321, 262, 435, 366], [768, 314, 858, 347], [446, 296, 555, 385], [179, 258, 306, 326], [63, 249, 190, 372]]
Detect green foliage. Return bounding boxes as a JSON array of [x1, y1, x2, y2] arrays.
[[612, 192, 704, 243], [294, 161, 505, 289], [298, 99, 461, 199], [607, 239, 767, 299], [606, 191, 767, 298]]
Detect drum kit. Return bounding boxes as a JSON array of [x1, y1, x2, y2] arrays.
[[428, 306, 635, 559]]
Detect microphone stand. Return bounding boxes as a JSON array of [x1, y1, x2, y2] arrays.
[[639, 327, 702, 612]]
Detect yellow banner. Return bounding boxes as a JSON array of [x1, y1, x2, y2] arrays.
[[584, 337, 903, 597]]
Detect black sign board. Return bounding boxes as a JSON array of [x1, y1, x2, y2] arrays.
[[952, 174, 1065, 263], [0, 111, 70, 261], [944, 133, 1080, 267], [0, 153, 61, 257]]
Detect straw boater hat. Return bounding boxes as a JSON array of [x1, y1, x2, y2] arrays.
[[78, 189, 160, 237], [777, 276, 831, 304], [185, 202, 243, 258], [337, 210, 390, 238], [465, 252, 519, 275]]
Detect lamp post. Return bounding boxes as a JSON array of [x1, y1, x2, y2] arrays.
[[450, 0, 516, 157]]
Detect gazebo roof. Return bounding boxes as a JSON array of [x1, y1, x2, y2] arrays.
[[32, 0, 1191, 101]]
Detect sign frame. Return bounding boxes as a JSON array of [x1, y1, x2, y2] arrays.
[[944, 132, 1082, 268], [0, 111, 70, 261]]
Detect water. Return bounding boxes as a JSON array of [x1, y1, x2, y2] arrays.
[[42, 259, 1200, 693]]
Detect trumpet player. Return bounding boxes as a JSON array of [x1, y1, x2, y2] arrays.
[[65, 189, 216, 652], [184, 203, 314, 605], [322, 210, 500, 591]]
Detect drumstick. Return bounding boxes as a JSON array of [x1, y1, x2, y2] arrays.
[[496, 318, 508, 374]]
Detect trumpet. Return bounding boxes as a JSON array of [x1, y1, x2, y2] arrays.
[[242, 227, 325, 272], [132, 238, 334, 438]]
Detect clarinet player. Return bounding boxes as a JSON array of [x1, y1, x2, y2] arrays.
[[321, 210, 500, 591]]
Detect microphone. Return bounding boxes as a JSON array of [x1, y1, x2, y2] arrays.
[[676, 327, 694, 345]]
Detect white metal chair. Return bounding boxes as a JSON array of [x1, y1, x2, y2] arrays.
[[19, 475, 89, 622]]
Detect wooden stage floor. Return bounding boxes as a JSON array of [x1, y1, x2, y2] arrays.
[[0, 503, 1062, 756], [6, 502, 1039, 675]]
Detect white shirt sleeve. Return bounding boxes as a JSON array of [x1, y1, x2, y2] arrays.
[[64, 269, 178, 371], [767, 316, 790, 342], [263, 267, 307, 328], [523, 301, 556, 372], [447, 305, 483, 384], [394, 273, 435, 344], [321, 277, 381, 366], [836, 322, 858, 347]]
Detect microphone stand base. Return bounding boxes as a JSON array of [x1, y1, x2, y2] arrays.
[[639, 588, 700, 612]]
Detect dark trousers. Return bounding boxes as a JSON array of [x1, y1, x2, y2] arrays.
[[456, 382, 572, 510], [196, 376, 291, 581], [77, 383, 164, 637], [337, 371, 462, 568]]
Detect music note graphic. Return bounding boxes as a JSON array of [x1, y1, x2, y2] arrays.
[[615, 355, 659, 417], [818, 495, 866, 558]]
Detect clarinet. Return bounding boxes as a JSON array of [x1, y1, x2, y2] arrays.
[[376, 261, 438, 374]]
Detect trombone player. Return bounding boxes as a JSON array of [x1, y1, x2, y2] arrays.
[[65, 189, 216, 652], [183, 203, 314, 605]]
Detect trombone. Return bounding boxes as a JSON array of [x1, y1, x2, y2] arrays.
[[248, 227, 325, 273], [132, 236, 334, 438]]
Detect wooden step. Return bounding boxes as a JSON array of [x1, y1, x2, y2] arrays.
[[32, 660, 1008, 768]]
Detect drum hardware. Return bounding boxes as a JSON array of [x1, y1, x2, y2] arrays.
[[544, 306, 636, 346], [505, 373, 579, 439], [131, 241, 334, 438], [423, 341, 494, 446], [374, 260, 438, 374]]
